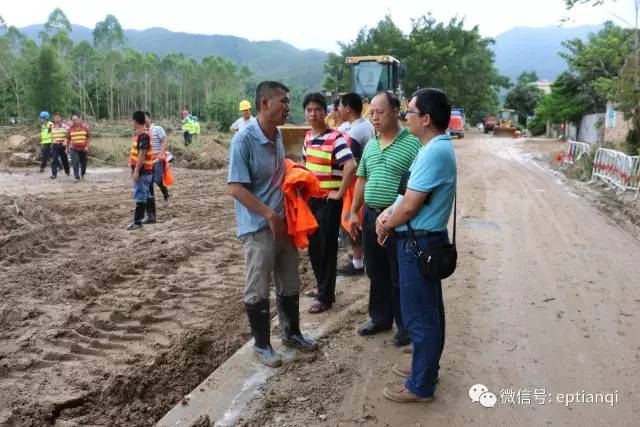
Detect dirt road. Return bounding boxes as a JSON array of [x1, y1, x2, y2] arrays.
[[237, 132, 640, 426], [1, 131, 639, 426]]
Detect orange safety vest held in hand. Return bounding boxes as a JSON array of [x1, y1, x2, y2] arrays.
[[283, 159, 324, 249], [129, 131, 154, 171]]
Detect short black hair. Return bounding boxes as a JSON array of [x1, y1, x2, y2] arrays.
[[411, 88, 452, 132], [340, 92, 363, 115], [132, 110, 146, 125], [333, 98, 340, 110], [255, 81, 290, 112], [374, 91, 400, 110], [302, 92, 327, 112], [144, 111, 151, 119]]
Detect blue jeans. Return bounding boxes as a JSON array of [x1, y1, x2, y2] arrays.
[[397, 234, 448, 397], [153, 160, 164, 185], [132, 173, 153, 203]]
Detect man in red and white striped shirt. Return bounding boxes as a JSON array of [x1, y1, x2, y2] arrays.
[[301, 92, 357, 314]]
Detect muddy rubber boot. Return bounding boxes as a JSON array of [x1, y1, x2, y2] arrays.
[[276, 294, 318, 352], [143, 197, 157, 224], [127, 202, 146, 230], [245, 300, 282, 367]]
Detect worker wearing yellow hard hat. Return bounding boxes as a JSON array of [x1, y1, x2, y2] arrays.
[[230, 100, 255, 134]]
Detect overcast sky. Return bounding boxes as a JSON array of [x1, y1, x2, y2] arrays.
[[1, 0, 635, 51]]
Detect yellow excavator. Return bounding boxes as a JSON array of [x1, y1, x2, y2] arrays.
[[280, 55, 406, 158]]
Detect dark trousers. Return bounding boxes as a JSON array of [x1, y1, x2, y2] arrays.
[[153, 160, 169, 199], [71, 149, 88, 179], [51, 144, 69, 177], [40, 144, 52, 170], [308, 197, 342, 305], [183, 131, 192, 145], [362, 205, 406, 332], [397, 234, 448, 397]]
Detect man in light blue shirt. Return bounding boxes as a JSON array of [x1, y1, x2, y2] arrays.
[[375, 88, 456, 403], [228, 81, 317, 368]]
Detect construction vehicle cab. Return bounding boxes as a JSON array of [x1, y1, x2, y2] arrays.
[[280, 55, 406, 158], [346, 55, 405, 102], [493, 108, 519, 137]]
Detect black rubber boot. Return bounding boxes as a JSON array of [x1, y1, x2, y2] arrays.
[[245, 300, 282, 367], [127, 202, 146, 230], [277, 294, 318, 352], [143, 197, 157, 224], [160, 186, 170, 201]]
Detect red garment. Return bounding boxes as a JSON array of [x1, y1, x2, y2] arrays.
[[283, 159, 324, 249]]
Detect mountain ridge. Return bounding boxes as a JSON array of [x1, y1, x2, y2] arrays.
[[19, 23, 603, 87]]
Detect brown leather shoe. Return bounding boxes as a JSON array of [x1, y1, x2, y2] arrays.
[[383, 384, 434, 403], [392, 361, 440, 384], [392, 361, 411, 378]]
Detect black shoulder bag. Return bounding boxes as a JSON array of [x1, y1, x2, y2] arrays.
[[405, 194, 457, 281]]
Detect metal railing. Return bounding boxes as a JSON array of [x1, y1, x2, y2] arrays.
[[562, 140, 591, 166], [591, 148, 640, 200]]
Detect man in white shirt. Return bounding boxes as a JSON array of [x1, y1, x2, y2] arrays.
[[337, 92, 375, 276], [230, 100, 254, 134]]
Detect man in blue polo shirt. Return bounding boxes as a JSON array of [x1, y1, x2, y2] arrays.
[[228, 80, 317, 368], [376, 88, 456, 403]]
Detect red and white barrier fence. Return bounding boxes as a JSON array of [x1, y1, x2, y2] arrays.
[[562, 140, 591, 166], [590, 147, 640, 200]]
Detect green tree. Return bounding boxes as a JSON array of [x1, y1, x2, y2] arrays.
[[30, 45, 67, 114], [534, 72, 584, 125], [322, 16, 408, 94], [614, 52, 640, 154], [560, 22, 633, 107], [43, 8, 72, 60], [93, 15, 126, 119], [405, 15, 508, 123], [0, 17, 29, 118], [505, 71, 544, 125], [322, 14, 508, 124]]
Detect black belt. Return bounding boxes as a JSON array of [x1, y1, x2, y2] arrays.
[[395, 230, 447, 239], [365, 204, 389, 215]]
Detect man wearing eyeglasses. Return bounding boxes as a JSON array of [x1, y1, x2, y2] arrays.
[[346, 91, 421, 347], [376, 88, 456, 403]]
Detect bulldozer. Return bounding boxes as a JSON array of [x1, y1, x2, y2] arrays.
[[492, 108, 519, 138], [279, 55, 406, 159]]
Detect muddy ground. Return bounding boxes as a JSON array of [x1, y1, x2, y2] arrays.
[[0, 163, 312, 426], [0, 167, 246, 426], [1, 130, 639, 426]]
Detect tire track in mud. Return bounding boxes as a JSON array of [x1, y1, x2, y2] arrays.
[[0, 167, 252, 426]]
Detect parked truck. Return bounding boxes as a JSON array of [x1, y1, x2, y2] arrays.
[[483, 115, 497, 133], [448, 108, 465, 139]]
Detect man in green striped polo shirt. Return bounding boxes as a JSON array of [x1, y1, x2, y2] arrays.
[[347, 91, 421, 346]]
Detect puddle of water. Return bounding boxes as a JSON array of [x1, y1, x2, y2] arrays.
[[216, 365, 272, 427]]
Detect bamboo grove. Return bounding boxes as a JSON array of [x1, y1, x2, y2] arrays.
[[0, 10, 258, 129]]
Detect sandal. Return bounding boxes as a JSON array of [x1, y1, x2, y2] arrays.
[[308, 300, 331, 314], [303, 288, 319, 298]]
